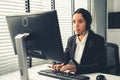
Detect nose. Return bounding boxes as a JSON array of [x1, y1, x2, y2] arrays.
[[74, 22, 79, 28]]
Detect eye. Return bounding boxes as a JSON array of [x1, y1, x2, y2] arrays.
[[78, 20, 84, 24], [72, 20, 75, 24]]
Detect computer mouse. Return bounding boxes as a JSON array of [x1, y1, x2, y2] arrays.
[[96, 75, 106, 80]]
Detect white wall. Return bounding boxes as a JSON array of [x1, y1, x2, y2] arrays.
[[107, 0, 114, 12], [107, 0, 120, 61], [114, 0, 120, 11], [91, 0, 106, 38]]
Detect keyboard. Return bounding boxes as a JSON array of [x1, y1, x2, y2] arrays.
[[38, 69, 90, 80]]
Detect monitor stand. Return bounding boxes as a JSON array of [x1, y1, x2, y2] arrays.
[[15, 33, 30, 80]]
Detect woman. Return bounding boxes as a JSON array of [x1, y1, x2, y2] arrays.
[[50, 8, 106, 74]]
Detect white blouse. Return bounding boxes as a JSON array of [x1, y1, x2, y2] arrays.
[[74, 32, 88, 64]]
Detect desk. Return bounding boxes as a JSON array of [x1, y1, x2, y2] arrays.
[[0, 64, 120, 80]]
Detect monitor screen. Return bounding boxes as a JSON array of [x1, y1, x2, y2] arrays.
[[6, 10, 66, 63]]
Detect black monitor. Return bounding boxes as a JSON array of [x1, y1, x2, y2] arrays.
[[6, 10, 66, 63]]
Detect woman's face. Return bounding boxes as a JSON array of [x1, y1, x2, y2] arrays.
[[72, 13, 86, 35]]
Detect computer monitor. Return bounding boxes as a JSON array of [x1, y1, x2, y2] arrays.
[[6, 10, 66, 63]]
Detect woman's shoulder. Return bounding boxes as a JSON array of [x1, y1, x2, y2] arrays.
[[67, 35, 76, 43], [68, 35, 76, 40], [89, 30, 104, 42]]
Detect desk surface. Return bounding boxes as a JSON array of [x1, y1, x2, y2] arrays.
[[0, 64, 120, 80]]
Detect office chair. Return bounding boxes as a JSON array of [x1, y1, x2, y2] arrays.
[[105, 42, 120, 75]]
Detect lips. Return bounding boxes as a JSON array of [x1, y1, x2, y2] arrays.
[[75, 29, 80, 32]]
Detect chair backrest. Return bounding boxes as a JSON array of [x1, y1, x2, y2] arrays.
[[105, 42, 119, 75]]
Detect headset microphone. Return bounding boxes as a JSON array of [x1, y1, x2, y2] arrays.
[[77, 30, 88, 37], [77, 34, 80, 36]]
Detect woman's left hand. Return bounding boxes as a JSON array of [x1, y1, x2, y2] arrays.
[[60, 64, 76, 73]]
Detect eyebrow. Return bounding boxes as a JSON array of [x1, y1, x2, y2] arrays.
[[73, 18, 84, 20], [73, 17, 85, 20]]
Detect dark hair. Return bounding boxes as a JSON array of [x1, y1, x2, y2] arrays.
[[73, 8, 92, 30]]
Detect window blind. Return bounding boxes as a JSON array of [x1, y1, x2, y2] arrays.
[[55, 0, 73, 49], [0, 0, 25, 75], [30, 0, 51, 12], [75, 0, 88, 11]]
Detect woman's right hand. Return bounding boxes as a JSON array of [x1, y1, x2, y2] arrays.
[[49, 63, 64, 71]]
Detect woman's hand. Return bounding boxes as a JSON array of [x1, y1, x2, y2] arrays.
[[60, 64, 76, 73], [49, 63, 64, 71]]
